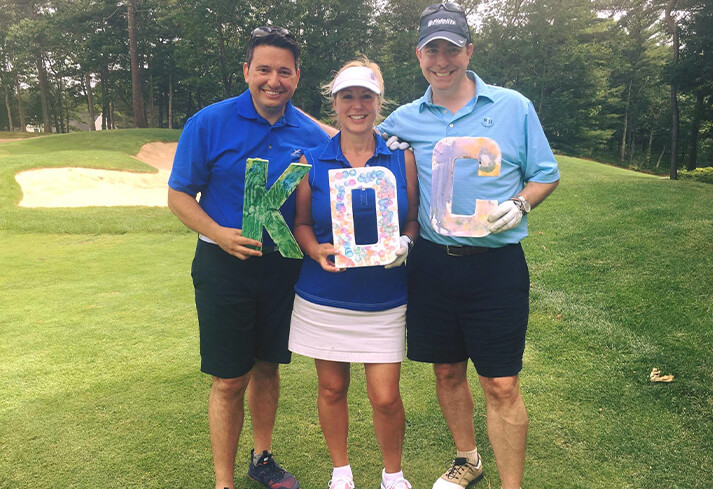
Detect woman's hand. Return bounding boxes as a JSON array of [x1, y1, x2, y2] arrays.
[[311, 243, 344, 273]]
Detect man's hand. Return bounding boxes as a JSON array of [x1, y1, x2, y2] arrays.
[[214, 227, 264, 260], [385, 235, 412, 269], [487, 200, 523, 234], [380, 131, 411, 151]]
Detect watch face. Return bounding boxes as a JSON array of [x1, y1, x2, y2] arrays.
[[522, 198, 531, 213]]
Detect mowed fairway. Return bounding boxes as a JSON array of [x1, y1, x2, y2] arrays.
[[1, 131, 712, 489]]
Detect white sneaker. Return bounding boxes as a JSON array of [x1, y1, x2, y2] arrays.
[[432, 456, 484, 489], [329, 476, 355, 489], [381, 477, 412, 489]]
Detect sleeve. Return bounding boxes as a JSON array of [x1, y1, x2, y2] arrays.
[[375, 110, 400, 139], [522, 100, 560, 184], [167, 115, 211, 196]]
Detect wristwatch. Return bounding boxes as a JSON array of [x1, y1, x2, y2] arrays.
[[509, 195, 531, 215]]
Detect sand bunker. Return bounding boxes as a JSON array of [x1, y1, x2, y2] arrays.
[[14, 142, 178, 208]]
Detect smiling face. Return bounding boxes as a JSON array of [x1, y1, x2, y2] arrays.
[[333, 87, 380, 135], [243, 45, 300, 124], [417, 39, 473, 94]]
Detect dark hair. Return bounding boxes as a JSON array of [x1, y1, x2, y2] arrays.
[[246, 27, 301, 70]]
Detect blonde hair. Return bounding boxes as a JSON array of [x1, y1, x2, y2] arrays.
[[321, 57, 386, 125]]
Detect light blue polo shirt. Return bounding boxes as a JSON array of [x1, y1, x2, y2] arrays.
[[378, 71, 559, 247], [169, 90, 329, 246]]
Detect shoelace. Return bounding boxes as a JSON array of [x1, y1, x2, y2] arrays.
[[445, 458, 469, 478], [257, 456, 286, 479]]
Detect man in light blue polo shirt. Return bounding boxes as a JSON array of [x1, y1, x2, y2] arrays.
[[168, 27, 329, 489], [378, 4, 559, 489]]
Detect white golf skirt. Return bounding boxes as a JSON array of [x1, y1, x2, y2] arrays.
[[289, 295, 406, 363]]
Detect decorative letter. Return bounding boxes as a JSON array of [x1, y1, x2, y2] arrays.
[[430, 137, 501, 237], [329, 166, 400, 268], [243, 158, 311, 259]]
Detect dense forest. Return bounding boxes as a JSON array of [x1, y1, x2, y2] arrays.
[[1, 0, 711, 177]]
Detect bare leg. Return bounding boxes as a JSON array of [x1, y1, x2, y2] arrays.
[[247, 360, 280, 454], [209, 374, 251, 489], [315, 359, 351, 467], [365, 363, 405, 473], [433, 362, 477, 451], [479, 375, 528, 489]]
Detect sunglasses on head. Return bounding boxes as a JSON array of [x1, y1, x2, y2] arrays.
[[420, 2, 465, 19], [251, 26, 294, 40]]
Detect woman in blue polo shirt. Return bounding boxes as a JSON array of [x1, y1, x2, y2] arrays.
[[288, 59, 419, 489]]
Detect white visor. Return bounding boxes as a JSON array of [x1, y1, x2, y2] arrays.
[[331, 66, 381, 95]]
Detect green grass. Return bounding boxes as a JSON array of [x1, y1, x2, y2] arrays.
[[1, 133, 712, 488]]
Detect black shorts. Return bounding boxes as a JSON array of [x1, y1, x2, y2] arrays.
[[406, 239, 530, 378], [191, 239, 302, 379]]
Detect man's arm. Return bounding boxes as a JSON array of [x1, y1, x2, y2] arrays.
[[518, 180, 559, 209], [167, 188, 262, 260], [295, 107, 338, 137], [487, 180, 559, 234]]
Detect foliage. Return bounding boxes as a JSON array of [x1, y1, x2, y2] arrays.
[[0, 0, 712, 170], [679, 166, 713, 184]]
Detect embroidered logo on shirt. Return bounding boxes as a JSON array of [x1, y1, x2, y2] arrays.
[[482, 117, 494, 127], [291, 149, 304, 158]]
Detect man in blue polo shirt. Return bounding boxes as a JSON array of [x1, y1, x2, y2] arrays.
[[168, 26, 329, 489], [378, 4, 560, 489]]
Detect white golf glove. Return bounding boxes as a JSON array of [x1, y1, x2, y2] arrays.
[[385, 235, 412, 269], [381, 132, 411, 151], [487, 200, 523, 234]]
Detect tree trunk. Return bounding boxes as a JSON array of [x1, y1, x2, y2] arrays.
[[15, 72, 25, 130], [168, 73, 173, 129], [101, 68, 109, 129], [128, 0, 147, 128], [56, 76, 65, 133], [628, 131, 635, 166], [655, 145, 666, 169], [84, 73, 96, 131], [36, 56, 51, 133], [620, 80, 631, 164], [687, 92, 703, 171], [148, 71, 154, 127], [665, 1, 679, 180], [158, 89, 163, 127], [646, 130, 653, 167], [3, 85, 13, 131]]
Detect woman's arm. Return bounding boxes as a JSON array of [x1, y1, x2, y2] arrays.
[[293, 156, 343, 273]]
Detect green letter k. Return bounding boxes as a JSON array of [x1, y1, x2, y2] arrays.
[[242, 158, 311, 259]]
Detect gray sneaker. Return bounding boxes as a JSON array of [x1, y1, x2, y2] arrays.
[[432, 456, 484, 489]]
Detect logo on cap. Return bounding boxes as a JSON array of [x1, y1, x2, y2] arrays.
[[428, 18, 457, 27]]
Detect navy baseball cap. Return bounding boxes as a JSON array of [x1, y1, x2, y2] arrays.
[[418, 3, 471, 51]]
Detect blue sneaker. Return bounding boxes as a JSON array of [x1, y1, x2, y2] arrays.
[[248, 450, 300, 489]]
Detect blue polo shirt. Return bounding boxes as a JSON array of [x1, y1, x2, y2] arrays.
[[294, 133, 409, 311], [378, 71, 559, 247], [169, 90, 330, 246]]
